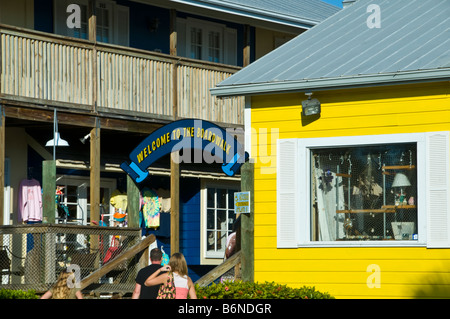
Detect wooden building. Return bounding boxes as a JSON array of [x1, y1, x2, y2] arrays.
[[0, 0, 340, 281]]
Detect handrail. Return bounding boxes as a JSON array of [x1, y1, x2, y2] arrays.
[[195, 250, 241, 287], [80, 234, 156, 290]]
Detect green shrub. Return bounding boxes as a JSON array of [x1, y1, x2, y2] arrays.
[[195, 281, 334, 299], [0, 289, 39, 299]]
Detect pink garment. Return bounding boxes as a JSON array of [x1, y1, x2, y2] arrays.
[[18, 179, 43, 222], [173, 273, 189, 299]]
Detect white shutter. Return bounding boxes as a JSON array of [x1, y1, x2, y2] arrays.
[[114, 5, 129, 46], [426, 131, 450, 248], [224, 27, 237, 65], [277, 139, 299, 248]]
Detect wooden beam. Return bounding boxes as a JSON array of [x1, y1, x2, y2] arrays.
[[88, 1, 97, 42], [80, 234, 156, 290], [126, 175, 140, 228], [170, 9, 180, 255], [240, 162, 254, 282], [243, 25, 251, 67], [2, 104, 164, 133], [88, 0, 97, 113], [89, 119, 100, 225], [42, 160, 56, 224], [170, 9, 177, 56], [170, 152, 180, 254]]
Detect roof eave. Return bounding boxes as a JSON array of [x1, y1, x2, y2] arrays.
[[211, 68, 450, 97], [169, 0, 321, 29]]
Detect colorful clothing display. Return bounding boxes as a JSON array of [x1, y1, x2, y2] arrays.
[[110, 189, 127, 212], [141, 188, 161, 228], [18, 179, 43, 223], [156, 188, 171, 212]]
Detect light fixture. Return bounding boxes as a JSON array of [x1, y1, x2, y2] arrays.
[[79, 133, 91, 144], [392, 173, 411, 189], [45, 109, 69, 160], [302, 92, 321, 116], [392, 172, 411, 205]]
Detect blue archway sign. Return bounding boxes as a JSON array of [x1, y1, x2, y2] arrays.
[[121, 119, 249, 183]]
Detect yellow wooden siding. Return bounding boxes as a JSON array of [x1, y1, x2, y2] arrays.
[[250, 82, 450, 298]]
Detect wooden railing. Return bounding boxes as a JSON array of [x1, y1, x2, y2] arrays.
[[0, 224, 145, 294], [195, 251, 242, 287], [0, 25, 244, 125]]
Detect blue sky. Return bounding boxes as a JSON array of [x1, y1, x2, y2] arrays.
[[321, 0, 343, 8]]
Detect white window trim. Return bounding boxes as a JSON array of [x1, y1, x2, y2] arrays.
[[200, 179, 240, 265], [277, 132, 450, 248], [95, 0, 114, 43], [178, 17, 237, 65], [185, 17, 223, 63], [53, 0, 129, 46]]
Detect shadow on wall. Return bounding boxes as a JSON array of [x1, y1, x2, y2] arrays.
[[413, 273, 450, 299]]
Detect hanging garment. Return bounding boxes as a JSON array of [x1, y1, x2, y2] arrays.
[[110, 190, 127, 212], [141, 188, 161, 228], [18, 179, 43, 223], [156, 188, 171, 212], [314, 168, 345, 241]]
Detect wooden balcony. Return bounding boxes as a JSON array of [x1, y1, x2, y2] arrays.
[[0, 24, 244, 126]]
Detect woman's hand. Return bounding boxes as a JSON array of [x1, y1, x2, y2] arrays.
[[161, 265, 171, 272], [145, 265, 171, 286]]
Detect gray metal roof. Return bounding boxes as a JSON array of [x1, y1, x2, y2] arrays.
[[211, 0, 450, 97], [170, 0, 341, 29]]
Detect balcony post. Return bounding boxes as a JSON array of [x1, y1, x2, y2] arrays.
[[170, 9, 180, 254], [88, 0, 98, 113], [243, 24, 251, 67], [90, 118, 100, 225]]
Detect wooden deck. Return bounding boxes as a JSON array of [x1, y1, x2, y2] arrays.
[[0, 24, 244, 126]]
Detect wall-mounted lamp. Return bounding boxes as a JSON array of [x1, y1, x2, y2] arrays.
[[79, 133, 91, 144], [302, 93, 321, 116], [45, 109, 69, 160]]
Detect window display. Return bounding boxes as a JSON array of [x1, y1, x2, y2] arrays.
[[311, 143, 417, 241]]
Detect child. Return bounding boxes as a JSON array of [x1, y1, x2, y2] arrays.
[[40, 269, 83, 299]]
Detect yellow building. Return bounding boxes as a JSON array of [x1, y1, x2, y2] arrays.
[[212, 0, 450, 298]]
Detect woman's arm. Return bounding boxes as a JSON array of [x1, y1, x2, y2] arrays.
[[187, 277, 197, 299], [144, 265, 171, 287], [75, 290, 83, 299], [40, 290, 52, 299]]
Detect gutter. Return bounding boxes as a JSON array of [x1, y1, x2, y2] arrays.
[[210, 68, 450, 97]]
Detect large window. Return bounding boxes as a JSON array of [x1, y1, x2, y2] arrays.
[[177, 17, 237, 65], [311, 143, 417, 241], [54, 0, 129, 46], [276, 132, 450, 248], [202, 182, 239, 261]]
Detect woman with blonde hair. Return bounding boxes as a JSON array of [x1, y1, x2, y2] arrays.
[[145, 252, 197, 299], [40, 269, 83, 299]]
